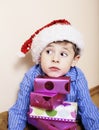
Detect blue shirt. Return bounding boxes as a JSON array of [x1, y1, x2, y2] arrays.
[[8, 65, 99, 130]]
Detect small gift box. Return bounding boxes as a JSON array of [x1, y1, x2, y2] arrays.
[[34, 76, 70, 94], [28, 101, 77, 122], [30, 92, 65, 110], [27, 117, 77, 130]]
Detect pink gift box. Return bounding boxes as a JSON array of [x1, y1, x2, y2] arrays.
[[34, 76, 70, 94], [27, 117, 77, 130], [30, 92, 65, 110]]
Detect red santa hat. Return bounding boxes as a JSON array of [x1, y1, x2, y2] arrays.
[[18, 19, 84, 64]]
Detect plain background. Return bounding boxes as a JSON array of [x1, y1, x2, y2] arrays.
[[0, 0, 99, 112]]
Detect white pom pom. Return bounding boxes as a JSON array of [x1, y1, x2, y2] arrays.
[[17, 52, 25, 57]]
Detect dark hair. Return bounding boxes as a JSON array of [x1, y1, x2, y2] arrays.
[[72, 44, 80, 57], [53, 40, 80, 57]]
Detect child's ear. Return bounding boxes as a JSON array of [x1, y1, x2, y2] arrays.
[[71, 55, 80, 67]]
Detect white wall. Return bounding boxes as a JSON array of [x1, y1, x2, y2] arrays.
[[0, 0, 99, 112]]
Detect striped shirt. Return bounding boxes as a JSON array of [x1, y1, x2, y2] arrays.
[[8, 65, 99, 130]]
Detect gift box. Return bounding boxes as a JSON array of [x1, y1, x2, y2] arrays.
[[28, 101, 77, 122], [28, 117, 77, 130], [28, 117, 58, 130], [34, 76, 70, 94], [30, 92, 65, 110]]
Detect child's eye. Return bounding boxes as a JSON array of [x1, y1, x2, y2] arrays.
[[60, 52, 68, 57], [46, 50, 52, 54]]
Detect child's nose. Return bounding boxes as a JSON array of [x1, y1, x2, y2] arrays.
[[52, 54, 59, 63]]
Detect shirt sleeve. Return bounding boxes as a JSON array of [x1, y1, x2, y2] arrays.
[[76, 75, 99, 130], [8, 67, 35, 130]]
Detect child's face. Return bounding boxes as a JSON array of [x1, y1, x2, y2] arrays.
[[40, 41, 80, 77]]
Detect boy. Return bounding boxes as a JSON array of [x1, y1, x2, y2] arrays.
[[8, 19, 99, 130]]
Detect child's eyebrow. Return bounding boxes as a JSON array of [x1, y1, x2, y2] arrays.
[[63, 47, 73, 53], [47, 44, 54, 47], [63, 47, 68, 50], [46, 44, 54, 48]]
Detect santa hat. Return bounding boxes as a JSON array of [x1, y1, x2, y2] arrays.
[[18, 19, 84, 64]]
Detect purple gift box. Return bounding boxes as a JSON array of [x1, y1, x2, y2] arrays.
[[28, 117, 77, 130], [30, 92, 65, 110], [34, 76, 70, 94]]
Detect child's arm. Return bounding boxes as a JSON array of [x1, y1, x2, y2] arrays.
[[76, 76, 99, 130], [8, 66, 37, 130]]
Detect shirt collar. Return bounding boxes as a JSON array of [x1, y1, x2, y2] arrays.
[[66, 67, 78, 81]]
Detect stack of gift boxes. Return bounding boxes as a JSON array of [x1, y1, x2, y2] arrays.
[[27, 75, 78, 130]]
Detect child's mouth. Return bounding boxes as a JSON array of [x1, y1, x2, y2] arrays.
[[49, 67, 60, 71]]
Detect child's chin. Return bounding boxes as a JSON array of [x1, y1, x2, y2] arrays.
[[47, 73, 62, 78]]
